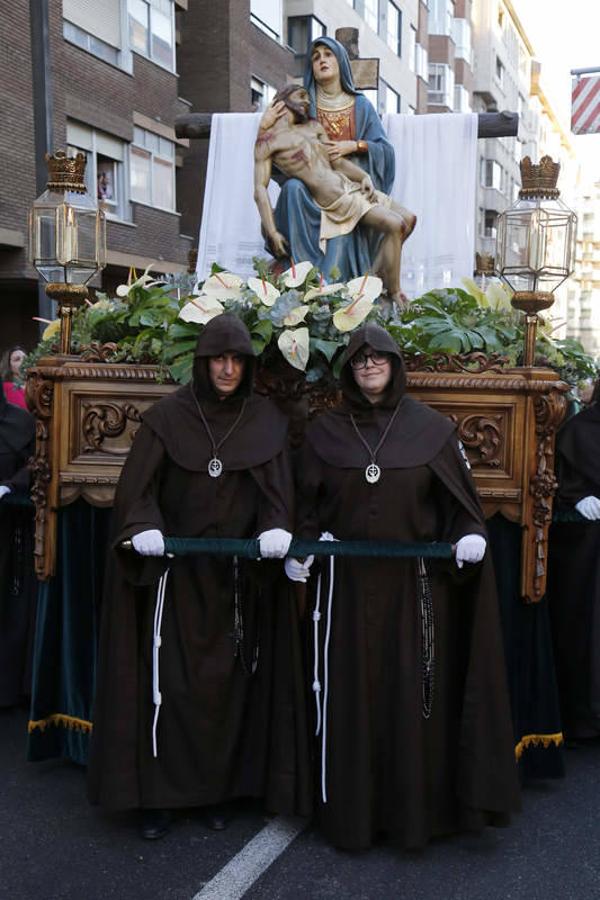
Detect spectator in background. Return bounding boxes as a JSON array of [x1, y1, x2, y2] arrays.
[[0, 382, 36, 706], [1, 346, 27, 410]]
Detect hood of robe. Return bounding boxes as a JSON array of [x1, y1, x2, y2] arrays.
[[192, 313, 256, 403], [143, 315, 287, 472], [306, 323, 455, 469], [338, 322, 406, 412], [557, 397, 600, 492]]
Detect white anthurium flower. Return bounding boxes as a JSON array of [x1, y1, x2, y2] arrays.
[[332, 295, 375, 333], [247, 276, 281, 307], [304, 282, 345, 302], [283, 305, 309, 327], [116, 263, 163, 297], [485, 280, 513, 310], [201, 272, 244, 301], [178, 295, 224, 324], [346, 274, 383, 303], [281, 261, 313, 288], [278, 327, 310, 371]]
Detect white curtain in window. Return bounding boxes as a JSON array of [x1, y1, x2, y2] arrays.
[[383, 112, 478, 297], [63, 0, 121, 48], [251, 0, 282, 37]]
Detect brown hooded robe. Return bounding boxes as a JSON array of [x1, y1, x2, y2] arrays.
[[296, 323, 520, 850], [548, 396, 600, 738], [88, 315, 310, 814]]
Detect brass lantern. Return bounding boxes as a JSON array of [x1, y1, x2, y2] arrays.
[[495, 156, 577, 366], [29, 151, 106, 354]]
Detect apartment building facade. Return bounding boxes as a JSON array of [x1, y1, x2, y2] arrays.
[[1, 0, 293, 347], [566, 180, 600, 357]]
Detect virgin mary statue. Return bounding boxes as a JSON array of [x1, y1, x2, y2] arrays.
[[269, 36, 399, 281]]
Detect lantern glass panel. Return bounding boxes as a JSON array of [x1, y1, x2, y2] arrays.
[[496, 195, 577, 294], [30, 188, 106, 285]]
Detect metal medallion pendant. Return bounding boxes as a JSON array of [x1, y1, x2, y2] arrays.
[[208, 457, 223, 478], [365, 463, 381, 484]]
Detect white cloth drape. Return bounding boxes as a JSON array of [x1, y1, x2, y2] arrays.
[[383, 112, 478, 297], [196, 111, 478, 296], [196, 113, 280, 282]]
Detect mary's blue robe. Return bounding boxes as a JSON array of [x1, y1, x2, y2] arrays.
[[273, 37, 395, 281]]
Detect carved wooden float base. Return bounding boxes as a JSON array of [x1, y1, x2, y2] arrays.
[[27, 357, 568, 602]]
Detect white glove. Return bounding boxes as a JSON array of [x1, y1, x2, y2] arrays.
[[131, 529, 165, 556], [575, 496, 600, 521], [319, 531, 338, 542], [258, 528, 293, 559], [455, 534, 487, 569], [285, 555, 315, 583], [0, 486, 11, 501]]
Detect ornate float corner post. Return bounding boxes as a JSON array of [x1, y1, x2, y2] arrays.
[[25, 368, 57, 581], [521, 382, 569, 603]]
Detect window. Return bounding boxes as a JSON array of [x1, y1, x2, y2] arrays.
[[251, 0, 282, 39], [63, 20, 119, 65], [386, 1, 402, 55], [453, 84, 471, 113], [484, 210, 498, 239], [67, 121, 127, 219], [131, 126, 175, 211], [362, 89, 379, 113], [428, 0, 453, 36], [128, 0, 174, 70], [251, 77, 276, 112], [288, 15, 326, 57], [452, 18, 471, 64], [415, 42, 428, 80], [482, 159, 503, 191], [408, 25, 416, 72], [428, 63, 454, 107], [381, 80, 400, 114], [364, 0, 379, 32], [495, 56, 505, 87]]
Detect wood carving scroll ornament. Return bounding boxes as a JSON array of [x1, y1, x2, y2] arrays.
[[453, 413, 503, 468], [26, 373, 54, 578], [82, 402, 142, 454], [403, 352, 509, 374]]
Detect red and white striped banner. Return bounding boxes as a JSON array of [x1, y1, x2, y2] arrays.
[[571, 75, 600, 135]]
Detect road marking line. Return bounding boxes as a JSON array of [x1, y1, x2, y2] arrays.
[[191, 815, 306, 900]]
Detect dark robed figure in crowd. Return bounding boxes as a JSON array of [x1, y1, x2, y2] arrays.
[[88, 315, 309, 838], [0, 383, 36, 706], [264, 37, 404, 283], [549, 380, 600, 739], [286, 323, 520, 851]]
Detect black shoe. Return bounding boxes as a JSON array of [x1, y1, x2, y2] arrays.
[[203, 804, 231, 831], [140, 808, 171, 840]]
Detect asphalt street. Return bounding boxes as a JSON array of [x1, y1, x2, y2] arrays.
[[2, 706, 600, 900]]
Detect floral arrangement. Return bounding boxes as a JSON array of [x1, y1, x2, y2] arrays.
[[25, 261, 598, 389]]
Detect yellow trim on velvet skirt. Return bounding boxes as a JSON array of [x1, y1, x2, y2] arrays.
[[28, 713, 93, 734], [514, 732, 563, 760]]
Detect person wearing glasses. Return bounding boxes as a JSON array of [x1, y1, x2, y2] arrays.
[[285, 321, 520, 851]]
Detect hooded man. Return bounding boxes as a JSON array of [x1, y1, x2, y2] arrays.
[[88, 315, 310, 838], [285, 322, 520, 851], [548, 379, 600, 739]]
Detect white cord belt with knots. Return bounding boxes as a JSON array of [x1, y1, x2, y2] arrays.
[[312, 552, 336, 804], [151, 568, 170, 758]]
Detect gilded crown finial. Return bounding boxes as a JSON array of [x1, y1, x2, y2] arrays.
[[519, 155, 561, 199], [475, 252, 495, 275], [45, 150, 88, 193]]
